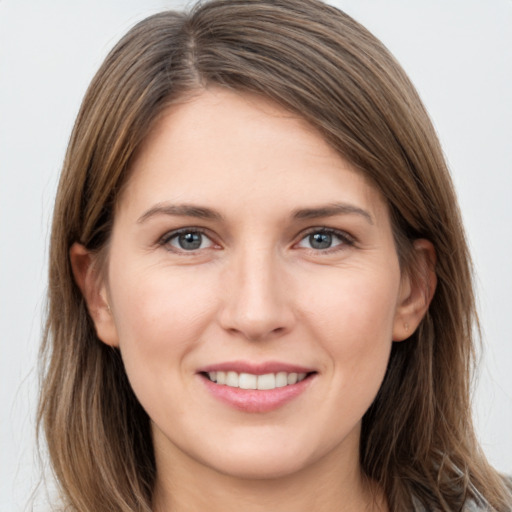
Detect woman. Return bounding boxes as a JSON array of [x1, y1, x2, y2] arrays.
[[38, 0, 512, 510]]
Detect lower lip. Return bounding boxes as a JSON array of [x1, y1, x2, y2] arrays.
[[200, 374, 315, 413]]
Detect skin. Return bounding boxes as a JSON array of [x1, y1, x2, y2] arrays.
[[71, 88, 436, 512]]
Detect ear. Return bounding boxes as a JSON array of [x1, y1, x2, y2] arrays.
[[393, 239, 437, 341], [69, 242, 119, 347]]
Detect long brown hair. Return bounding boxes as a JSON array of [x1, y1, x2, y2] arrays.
[[38, 1, 511, 510]]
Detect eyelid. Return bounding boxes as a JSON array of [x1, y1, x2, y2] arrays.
[[158, 227, 220, 252], [294, 226, 356, 251]]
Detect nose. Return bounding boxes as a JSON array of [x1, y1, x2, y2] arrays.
[[218, 246, 295, 342]]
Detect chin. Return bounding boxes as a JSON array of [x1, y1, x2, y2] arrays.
[[208, 453, 312, 481], [195, 434, 328, 481]]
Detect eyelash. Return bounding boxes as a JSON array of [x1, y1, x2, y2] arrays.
[[295, 227, 356, 253], [158, 227, 355, 254], [158, 227, 217, 254]]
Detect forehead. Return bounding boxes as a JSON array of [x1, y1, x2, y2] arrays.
[[119, 88, 388, 222]]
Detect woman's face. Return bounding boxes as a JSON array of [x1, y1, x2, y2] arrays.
[[91, 88, 417, 480]]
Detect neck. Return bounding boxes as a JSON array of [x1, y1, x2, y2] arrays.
[[152, 429, 388, 512]]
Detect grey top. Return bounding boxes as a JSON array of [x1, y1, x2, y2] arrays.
[[412, 496, 489, 511], [412, 475, 512, 510]]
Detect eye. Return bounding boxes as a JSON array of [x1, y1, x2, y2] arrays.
[[296, 228, 354, 251], [161, 229, 216, 252]]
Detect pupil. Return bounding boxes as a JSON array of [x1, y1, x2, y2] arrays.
[[310, 232, 332, 249], [179, 232, 202, 250]]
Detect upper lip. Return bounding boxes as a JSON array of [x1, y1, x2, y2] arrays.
[[198, 360, 316, 375]]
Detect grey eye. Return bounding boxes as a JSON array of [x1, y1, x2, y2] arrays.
[[177, 232, 203, 250], [309, 232, 332, 249], [297, 229, 352, 251], [166, 230, 214, 251]]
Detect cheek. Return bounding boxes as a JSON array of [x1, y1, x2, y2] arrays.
[[303, 265, 400, 345], [107, 260, 218, 379], [106, 261, 223, 426], [300, 266, 400, 404]]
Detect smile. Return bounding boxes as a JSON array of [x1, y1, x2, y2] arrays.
[[198, 364, 317, 413], [205, 371, 308, 390]]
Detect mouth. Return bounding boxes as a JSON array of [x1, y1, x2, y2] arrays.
[[197, 363, 317, 413], [201, 370, 312, 390]]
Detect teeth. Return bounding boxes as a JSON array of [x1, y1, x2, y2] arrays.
[[258, 373, 275, 390], [287, 372, 298, 385], [239, 373, 257, 390], [226, 371, 238, 387], [275, 372, 288, 388], [206, 371, 309, 390]]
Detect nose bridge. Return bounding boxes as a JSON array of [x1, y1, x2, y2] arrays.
[[219, 241, 293, 340]]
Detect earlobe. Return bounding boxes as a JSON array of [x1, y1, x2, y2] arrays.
[[69, 242, 119, 347], [393, 239, 437, 342]]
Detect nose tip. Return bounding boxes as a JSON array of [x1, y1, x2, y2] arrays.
[[218, 255, 294, 342], [223, 315, 288, 342]]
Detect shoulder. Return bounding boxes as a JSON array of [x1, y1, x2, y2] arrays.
[[412, 496, 490, 511], [412, 475, 512, 511], [462, 501, 488, 511]]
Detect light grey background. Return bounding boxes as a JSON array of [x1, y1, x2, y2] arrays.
[[1, 1, 511, 510]]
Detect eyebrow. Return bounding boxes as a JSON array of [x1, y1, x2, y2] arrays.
[[136, 201, 373, 225], [292, 203, 374, 224], [137, 203, 223, 223]]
